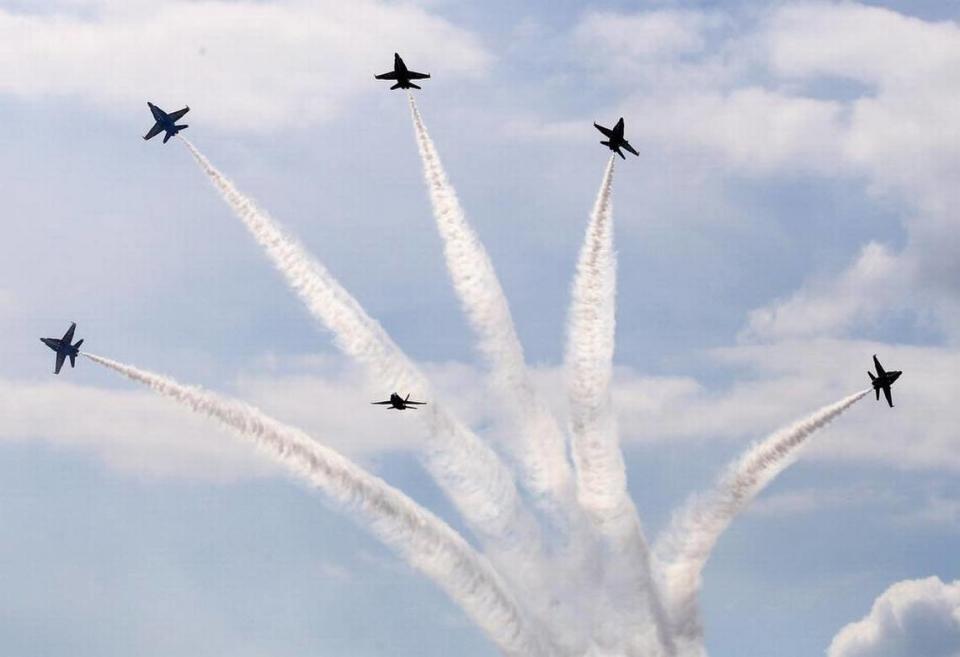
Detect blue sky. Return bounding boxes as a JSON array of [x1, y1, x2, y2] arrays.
[[1, 1, 959, 655]]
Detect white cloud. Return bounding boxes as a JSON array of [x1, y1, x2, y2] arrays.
[[0, 377, 274, 481], [609, 339, 960, 473], [567, 3, 960, 344], [0, 359, 498, 482], [743, 242, 905, 341], [575, 9, 720, 63], [829, 577, 960, 657], [0, 0, 490, 131]]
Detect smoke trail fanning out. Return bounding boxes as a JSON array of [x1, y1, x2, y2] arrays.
[[566, 156, 621, 518], [657, 389, 871, 652], [83, 352, 551, 657], [179, 138, 542, 560], [407, 95, 572, 507], [564, 157, 674, 657]]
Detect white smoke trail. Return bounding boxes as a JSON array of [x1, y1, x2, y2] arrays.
[[407, 95, 573, 507], [566, 156, 621, 516], [179, 138, 541, 559], [83, 352, 552, 657], [657, 389, 871, 654], [564, 158, 674, 657]]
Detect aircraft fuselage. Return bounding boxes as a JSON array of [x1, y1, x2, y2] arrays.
[[41, 338, 77, 358], [872, 370, 901, 390]]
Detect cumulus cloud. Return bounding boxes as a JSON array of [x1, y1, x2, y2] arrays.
[[565, 2, 960, 345], [0, 377, 273, 481], [609, 339, 960, 473], [829, 577, 960, 657], [574, 9, 721, 64], [743, 242, 906, 341], [0, 0, 490, 131], [0, 359, 499, 482]]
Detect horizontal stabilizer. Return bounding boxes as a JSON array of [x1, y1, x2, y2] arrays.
[[69, 353, 76, 368], [868, 371, 876, 381], [391, 82, 403, 90]]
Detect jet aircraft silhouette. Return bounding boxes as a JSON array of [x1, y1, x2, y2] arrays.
[[594, 117, 639, 159], [375, 53, 430, 90], [371, 393, 428, 410], [143, 102, 190, 143], [868, 354, 902, 407], [40, 322, 84, 375]]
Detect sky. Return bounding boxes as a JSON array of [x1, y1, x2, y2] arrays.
[[1, 0, 959, 655]]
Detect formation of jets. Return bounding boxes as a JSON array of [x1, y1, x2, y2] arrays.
[[57, 52, 905, 413]]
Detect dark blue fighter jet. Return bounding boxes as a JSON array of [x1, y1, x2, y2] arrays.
[[371, 393, 427, 410], [375, 53, 430, 90], [869, 354, 902, 407], [594, 117, 639, 159], [40, 322, 84, 375], [143, 102, 190, 143]]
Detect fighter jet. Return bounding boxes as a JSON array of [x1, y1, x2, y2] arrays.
[[375, 53, 430, 90], [868, 354, 902, 407], [371, 393, 428, 410], [594, 118, 639, 159], [143, 102, 190, 143], [40, 322, 84, 375]]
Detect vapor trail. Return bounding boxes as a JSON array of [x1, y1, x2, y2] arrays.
[[564, 157, 674, 657], [657, 389, 870, 652], [407, 95, 573, 507], [179, 138, 541, 560], [83, 352, 550, 657]]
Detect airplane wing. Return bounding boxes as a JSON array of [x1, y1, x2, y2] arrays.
[[62, 323, 76, 344], [622, 141, 640, 156], [873, 355, 886, 377], [167, 107, 189, 122], [594, 123, 614, 137], [406, 71, 430, 79], [883, 385, 893, 407], [375, 71, 400, 80], [371, 401, 393, 405], [613, 118, 625, 136], [405, 401, 428, 405], [143, 122, 164, 140], [54, 352, 66, 375]]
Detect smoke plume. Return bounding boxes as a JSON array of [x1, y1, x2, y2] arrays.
[[564, 157, 674, 657], [83, 352, 551, 657], [179, 138, 543, 563], [407, 95, 573, 508], [657, 389, 871, 653]]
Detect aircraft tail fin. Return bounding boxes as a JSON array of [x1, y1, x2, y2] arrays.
[[74, 339, 84, 351], [405, 393, 410, 402], [391, 82, 403, 90], [868, 371, 876, 382], [600, 140, 611, 147], [175, 124, 188, 131], [875, 386, 880, 401], [408, 82, 421, 90]]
